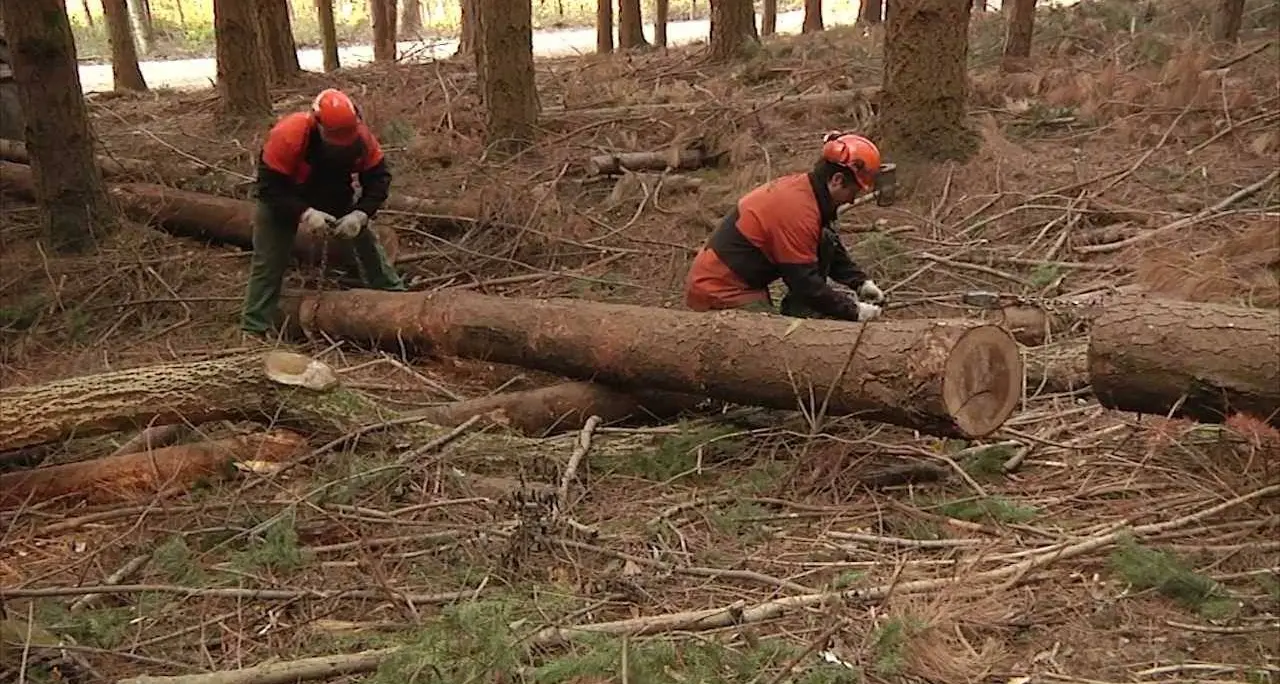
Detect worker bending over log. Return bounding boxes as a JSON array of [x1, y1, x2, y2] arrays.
[[684, 132, 894, 322], [241, 89, 406, 340]]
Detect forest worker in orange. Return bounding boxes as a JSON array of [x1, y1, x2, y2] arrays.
[[240, 88, 406, 338], [684, 132, 892, 322]]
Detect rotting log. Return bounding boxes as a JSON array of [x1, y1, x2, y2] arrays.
[[587, 150, 713, 176], [1088, 298, 1280, 426], [281, 289, 1024, 438], [0, 351, 339, 452], [409, 381, 708, 436], [0, 430, 307, 509]]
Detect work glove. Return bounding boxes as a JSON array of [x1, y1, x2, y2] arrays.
[[857, 280, 886, 305], [332, 210, 369, 239], [856, 301, 883, 322], [300, 208, 338, 233]]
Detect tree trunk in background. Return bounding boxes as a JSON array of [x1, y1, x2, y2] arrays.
[[81, 0, 95, 27], [803, 0, 824, 32], [655, 0, 669, 46], [371, 0, 398, 62], [878, 0, 976, 161], [102, 0, 148, 91], [1212, 0, 1244, 42], [859, 0, 883, 25], [596, 0, 614, 53], [401, 0, 423, 36], [708, 0, 759, 61], [0, 0, 113, 253], [258, 0, 302, 83], [213, 0, 271, 118], [316, 0, 340, 71], [477, 0, 538, 151], [1000, 0, 1035, 72], [456, 0, 478, 57], [618, 0, 648, 48], [126, 0, 154, 54], [762, 0, 777, 36]]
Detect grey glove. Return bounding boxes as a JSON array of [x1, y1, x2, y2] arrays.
[[332, 210, 369, 239], [857, 280, 886, 305], [299, 207, 338, 233]]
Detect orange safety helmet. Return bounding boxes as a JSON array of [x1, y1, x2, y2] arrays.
[[311, 88, 361, 146], [821, 132, 882, 191]]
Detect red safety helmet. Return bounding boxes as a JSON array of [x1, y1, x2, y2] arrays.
[[311, 88, 361, 146], [821, 132, 882, 191]]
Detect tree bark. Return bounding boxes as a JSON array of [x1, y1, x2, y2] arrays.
[[1212, 0, 1245, 42], [0, 430, 307, 509], [257, 0, 301, 83], [803, 0, 824, 32], [110, 424, 193, 457], [126, 0, 153, 54], [1088, 299, 1280, 427], [1024, 340, 1089, 395], [858, 0, 882, 25], [456, 0, 478, 58], [281, 290, 1024, 438], [708, 0, 760, 61], [0, 0, 113, 253], [371, 0, 398, 62], [654, 0, 669, 47], [0, 140, 160, 179], [762, 0, 777, 36], [213, 0, 271, 118], [596, 0, 614, 53], [878, 0, 977, 161], [1000, 0, 1035, 73], [477, 0, 538, 151], [316, 0, 340, 71], [618, 0, 648, 48], [401, 0, 424, 36], [102, 0, 148, 91]]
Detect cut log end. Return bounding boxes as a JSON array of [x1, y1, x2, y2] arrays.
[[263, 351, 339, 391], [943, 326, 1023, 438]]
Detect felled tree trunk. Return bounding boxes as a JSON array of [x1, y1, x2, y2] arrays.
[[110, 424, 193, 457], [0, 430, 307, 509], [587, 150, 710, 175], [282, 290, 1024, 438], [0, 141, 161, 179], [1023, 340, 1089, 395], [1088, 298, 1280, 426]]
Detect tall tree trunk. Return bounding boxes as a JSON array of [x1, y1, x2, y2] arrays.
[[477, 0, 538, 151], [0, 0, 113, 253], [316, 0, 340, 71], [655, 0, 668, 46], [762, 0, 777, 36], [102, 0, 148, 91], [859, 0, 882, 25], [618, 0, 648, 48], [803, 0, 824, 32], [877, 0, 976, 161], [456, 0, 478, 57], [401, 0, 424, 35], [175, 0, 186, 27], [81, 0, 95, 27], [371, 0, 398, 62], [1212, 0, 1245, 42], [1000, 0, 1035, 72], [126, 0, 154, 54], [596, 0, 614, 53], [708, 0, 759, 61], [257, 0, 302, 83], [213, 0, 271, 118]]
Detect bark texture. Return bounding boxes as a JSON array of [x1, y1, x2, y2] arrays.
[[1024, 340, 1089, 395], [103, 0, 148, 91], [597, 0, 614, 53], [618, 0, 648, 48], [1212, 0, 1245, 42], [859, 0, 883, 25], [1000, 0, 1035, 73], [316, 0, 340, 71], [456, 0, 478, 57], [213, 0, 271, 117], [257, 0, 301, 82], [709, 0, 760, 61], [654, 0, 669, 46], [0, 0, 113, 253], [110, 424, 193, 457], [281, 290, 1024, 438], [0, 430, 307, 509], [762, 0, 778, 36], [371, 0, 397, 62], [878, 0, 977, 161], [1088, 299, 1280, 426], [126, 0, 153, 53], [476, 0, 538, 150], [803, 0, 824, 32], [401, 0, 424, 36]]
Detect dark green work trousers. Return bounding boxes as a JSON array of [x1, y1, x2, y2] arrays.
[[240, 201, 406, 335]]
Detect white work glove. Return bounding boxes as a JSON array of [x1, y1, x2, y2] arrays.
[[299, 208, 337, 233], [332, 210, 369, 239], [856, 302, 883, 322], [857, 279, 886, 305]]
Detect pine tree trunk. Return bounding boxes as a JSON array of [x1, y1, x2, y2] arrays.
[[858, 0, 882, 25], [371, 0, 398, 62], [654, 0, 669, 46], [316, 0, 340, 71], [1000, 0, 1035, 73], [126, 0, 154, 54], [257, 0, 301, 83], [1212, 0, 1245, 42], [762, 0, 777, 36], [0, 0, 113, 253], [213, 0, 271, 117], [401, 0, 424, 36], [477, 0, 538, 151], [878, 0, 976, 161], [102, 0, 148, 91], [618, 0, 648, 48], [456, 0, 478, 57], [803, 0, 824, 32], [708, 0, 759, 61], [597, 0, 614, 53]]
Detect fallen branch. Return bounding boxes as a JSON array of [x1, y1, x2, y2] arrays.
[[542, 87, 881, 120], [587, 149, 715, 176], [115, 648, 399, 684], [1, 583, 481, 604], [109, 425, 193, 458]]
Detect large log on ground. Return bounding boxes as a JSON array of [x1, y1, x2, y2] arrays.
[[0, 430, 307, 508], [0, 138, 187, 180], [281, 290, 1024, 438], [587, 150, 714, 176], [1088, 298, 1280, 426], [0, 351, 338, 452]]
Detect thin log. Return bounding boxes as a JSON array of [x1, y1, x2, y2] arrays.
[[115, 647, 397, 684], [0, 430, 307, 509], [587, 149, 712, 176], [1088, 297, 1280, 426], [110, 424, 193, 457], [0, 139, 161, 178], [281, 289, 1024, 438]]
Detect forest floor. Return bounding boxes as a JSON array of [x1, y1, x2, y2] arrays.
[[2, 0, 1279, 682]]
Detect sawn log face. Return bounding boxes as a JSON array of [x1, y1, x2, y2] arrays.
[[1087, 298, 1280, 426], [283, 289, 1024, 438]]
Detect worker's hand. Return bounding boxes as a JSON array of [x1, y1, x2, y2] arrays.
[[300, 208, 338, 233], [332, 210, 369, 239], [857, 280, 886, 305], [856, 302, 883, 322]]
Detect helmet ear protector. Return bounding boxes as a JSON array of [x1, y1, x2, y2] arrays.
[[821, 131, 897, 206]]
